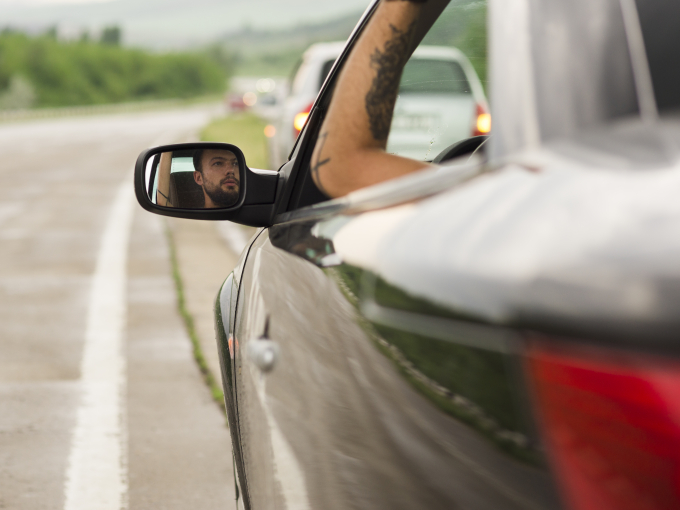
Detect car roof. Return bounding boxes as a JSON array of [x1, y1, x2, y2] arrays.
[[411, 46, 467, 62], [302, 41, 347, 62]]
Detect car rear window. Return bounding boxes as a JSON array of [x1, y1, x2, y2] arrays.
[[319, 59, 336, 90], [399, 59, 471, 95]]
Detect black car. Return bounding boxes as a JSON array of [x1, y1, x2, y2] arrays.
[[134, 1, 680, 509]]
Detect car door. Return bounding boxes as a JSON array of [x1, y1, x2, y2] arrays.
[[228, 1, 561, 509], [233, 163, 569, 509]]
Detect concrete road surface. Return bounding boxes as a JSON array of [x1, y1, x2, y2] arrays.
[[0, 107, 239, 510]]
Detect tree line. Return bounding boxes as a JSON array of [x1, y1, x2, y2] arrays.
[[0, 29, 232, 109]]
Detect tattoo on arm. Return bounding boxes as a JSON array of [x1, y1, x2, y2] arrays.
[[365, 20, 417, 142], [311, 130, 331, 197], [157, 189, 173, 207]]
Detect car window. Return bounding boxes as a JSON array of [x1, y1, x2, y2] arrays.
[[386, 0, 488, 162], [399, 59, 471, 95], [318, 59, 336, 90], [634, 0, 680, 115]]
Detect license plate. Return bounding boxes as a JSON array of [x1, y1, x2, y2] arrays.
[[391, 114, 437, 130]]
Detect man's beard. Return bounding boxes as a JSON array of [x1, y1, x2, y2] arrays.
[[204, 178, 239, 208]]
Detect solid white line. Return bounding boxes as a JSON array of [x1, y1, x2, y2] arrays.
[[64, 181, 135, 510]]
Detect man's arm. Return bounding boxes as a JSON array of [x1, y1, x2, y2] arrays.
[[156, 152, 173, 207], [310, 0, 433, 198]]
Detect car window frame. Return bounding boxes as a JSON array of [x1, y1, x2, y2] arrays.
[[278, 0, 455, 217]]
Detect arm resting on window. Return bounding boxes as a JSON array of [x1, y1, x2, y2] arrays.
[[310, 0, 434, 198]]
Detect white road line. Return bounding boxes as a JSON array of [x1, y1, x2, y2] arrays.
[[64, 181, 135, 510]]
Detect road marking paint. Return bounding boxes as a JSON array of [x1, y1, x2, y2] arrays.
[[64, 180, 134, 510]]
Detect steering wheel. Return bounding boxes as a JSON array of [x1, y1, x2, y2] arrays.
[[432, 135, 489, 164]]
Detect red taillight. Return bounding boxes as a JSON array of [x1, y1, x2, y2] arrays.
[[472, 103, 491, 136], [526, 341, 680, 510], [293, 102, 314, 137]]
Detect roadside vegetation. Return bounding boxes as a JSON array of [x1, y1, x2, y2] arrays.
[[0, 30, 231, 109], [200, 113, 270, 169], [223, 11, 361, 77], [166, 225, 226, 413]]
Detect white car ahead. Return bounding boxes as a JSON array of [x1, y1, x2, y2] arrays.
[[269, 42, 489, 169]]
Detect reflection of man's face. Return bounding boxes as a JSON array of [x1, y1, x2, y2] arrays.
[[193, 149, 241, 208]]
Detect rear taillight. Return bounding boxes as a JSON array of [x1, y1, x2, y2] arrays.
[[526, 341, 680, 510], [472, 103, 491, 136], [293, 102, 313, 137]]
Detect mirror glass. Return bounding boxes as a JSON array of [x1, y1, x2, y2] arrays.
[[144, 148, 242, 209]]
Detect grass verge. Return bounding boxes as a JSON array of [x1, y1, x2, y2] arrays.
[[0, 94, 223, 124], [165, 222, 226, 414], [200, 112, 270, 169]]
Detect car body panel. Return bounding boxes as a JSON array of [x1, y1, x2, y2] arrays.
[[232, 224, 560, 510], [208, 1, 680, 509], [223, 116, 680, 506]]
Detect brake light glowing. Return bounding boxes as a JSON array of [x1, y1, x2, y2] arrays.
[[526, 341, 680, 510], [473, 103, 491, 136], [294, 102, 313, 135]]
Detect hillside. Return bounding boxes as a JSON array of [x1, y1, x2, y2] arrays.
[[223, 11, 364, 76], [0, 0, 371, 50]]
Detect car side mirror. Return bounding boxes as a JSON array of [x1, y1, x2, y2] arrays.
[[134, 142, 279, 226]]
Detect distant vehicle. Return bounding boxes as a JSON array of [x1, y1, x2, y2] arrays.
[[268, 42, 488, 169], [225, 93, 247, 112], [268, 42, 345, 169]]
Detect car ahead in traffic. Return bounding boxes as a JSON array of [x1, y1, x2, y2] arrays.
[[270, 41, 489, 169], [133, 1, 680, 509], [268, 42, 344, 170]]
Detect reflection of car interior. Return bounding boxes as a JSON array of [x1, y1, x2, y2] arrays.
[[148, 151, 204, 208]]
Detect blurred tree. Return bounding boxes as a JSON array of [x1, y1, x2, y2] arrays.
[[100, 26, 121, 46], [0, 75, 36, 110], [44, 26, 58, 40], [0, 30, 228, 108], [204, 43, 236, 80]]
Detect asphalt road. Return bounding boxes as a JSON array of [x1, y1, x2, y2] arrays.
[[0, 106, 239, 510]]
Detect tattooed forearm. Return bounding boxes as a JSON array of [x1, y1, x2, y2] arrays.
[[365, 20, 416, 142], [311, 130, 331, 196]]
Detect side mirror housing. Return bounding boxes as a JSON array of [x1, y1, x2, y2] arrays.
[[133, 142, 279, 227]]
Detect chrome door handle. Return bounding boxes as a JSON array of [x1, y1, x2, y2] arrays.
[[247, 339, 280, 373]]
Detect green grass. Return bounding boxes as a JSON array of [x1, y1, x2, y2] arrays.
[[165, 223, 226, 415], [200, 113, 270, 170]]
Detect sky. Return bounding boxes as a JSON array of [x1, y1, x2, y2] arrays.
[[0, 0, 113, 4], [0, 0, 372, 48]]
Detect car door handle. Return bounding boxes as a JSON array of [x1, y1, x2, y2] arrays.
[[247, 338, 280, 373], [247, 317, 279, 373]]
